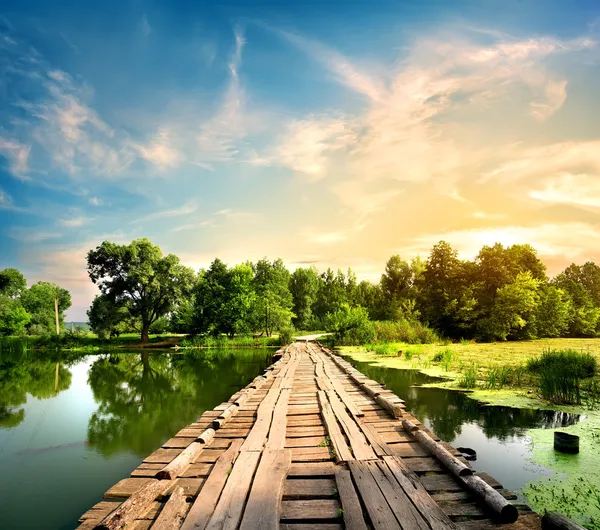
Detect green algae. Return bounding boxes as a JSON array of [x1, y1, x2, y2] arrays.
[[524, 411, 600, 529]]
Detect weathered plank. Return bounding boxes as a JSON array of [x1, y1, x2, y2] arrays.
[[347, 460, 401, 530], [266, 388, 291, 449], [151, 487, 189, 530], [180, 439, 243, 530], [204, 451, 261, 530], [335, 469, 368, 530], [317, 390, 352, 462], [240, 448, 291, 529]]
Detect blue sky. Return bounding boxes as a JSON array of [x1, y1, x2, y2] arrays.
[[1, 0, 600, 320]]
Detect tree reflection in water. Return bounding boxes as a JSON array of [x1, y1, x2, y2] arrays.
[[0, 347, 73, 428], [87, 349, 271, 458], [346, 358, 580, 442]]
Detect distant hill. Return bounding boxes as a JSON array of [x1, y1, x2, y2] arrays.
[[65, 322, 91, 331]]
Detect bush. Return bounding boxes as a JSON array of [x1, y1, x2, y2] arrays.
[[527, 349, 597, 404], [372, 320, 439, 345], [432, 348, 454, 371], [278, 325, 295, 345], [325, 305, 375, 346]]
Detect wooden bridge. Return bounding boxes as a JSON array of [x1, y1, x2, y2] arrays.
[[78, 341, 543, 530]]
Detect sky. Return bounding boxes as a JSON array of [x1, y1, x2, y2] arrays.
[[1, 0, 600, 320]]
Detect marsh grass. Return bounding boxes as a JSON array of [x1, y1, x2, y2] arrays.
[[179, 334, 281, 348], [527, 349, 597, 404], [458, 364, 478, 388], [431, 348, 454, 371]]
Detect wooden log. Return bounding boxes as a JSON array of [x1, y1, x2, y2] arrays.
[[375, 395, 403, 418], [402, 420, 472, 477], [239, 448, 292, 529], [542, 511, 586, 530], [334, 469, 368, 530], [554, 432, 579, 454], [180, 439, 243, 530], [151, 487, 189, 530], [460, 474, 518, 523], [156, 429, 215, 480], [96, 480, 170, 530], [266, 388, 291, 449]]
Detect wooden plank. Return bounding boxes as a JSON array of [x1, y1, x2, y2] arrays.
[[104, 478, 157, 499], [365, 460, 430, 530], [151, 487, 189, 530], [266, 388, 291, 449], [289, 462, 337, 477], [317, 390, 352, 462], [325, 390, 376, 460], [280, 525, 341, 530], [180, 439, 243, 530], [383, 456, 457, 530], [291, 446, 332, 462], [335, 469, 368, 530], [239, 448, 291, 529], [283, 478, 337, 498], [280, 500, 341, 521], [287, 426, 327, 437], [156, 429, 215, 480], [204, 451, 261, 530], [347, 461, 400, 530], [144, 449, 183, 464], [285, 436, 326, 448]]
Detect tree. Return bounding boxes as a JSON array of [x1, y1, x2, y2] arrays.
[[0, 268, 27, 298], [381, 255, 414, 320], [289, 267, 320, 330], [536, 285, 572, 338], [21, 282, 71, 335], [554, 265, 600, 336], [478, 272, 540, 341], [313, 268, 348, 323], [0, 298, 31, 336], [193, 260, 256, 337], [87, 238, 195, 342], [325, 304, 375, 345], [252, 258, 294, 336], [87, 295, 133, 339]]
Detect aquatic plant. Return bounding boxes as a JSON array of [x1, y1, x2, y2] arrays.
[[458, 364, 478, 388]]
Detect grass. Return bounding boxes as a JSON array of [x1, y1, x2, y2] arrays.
[[526, 349, 598, 404], [179, 334, 282, 348], [458, 364, 478, 388]]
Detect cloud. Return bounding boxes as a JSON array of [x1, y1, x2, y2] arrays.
[[59, 216, 91, 227], [529, 173, 600, 208], [89, 196, 102, 206], [135, 128, 182, 169], [134, 200, 198, 222], [0, 188, 12, 208], [140, 15, 151, 37], [402, 223, 600, 262], [0, 138, 30, 179], [8, 228, 62, 242]]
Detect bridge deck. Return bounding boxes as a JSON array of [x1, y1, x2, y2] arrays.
[[78, 341, 541, 530]]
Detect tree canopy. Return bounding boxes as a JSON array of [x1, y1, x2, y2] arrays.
[[87, 238, 195, 342]]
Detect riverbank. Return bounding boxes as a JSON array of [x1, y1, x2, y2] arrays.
[[341, 339, 600, 528]]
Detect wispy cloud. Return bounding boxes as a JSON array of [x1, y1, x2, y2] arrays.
[[133, 200, 198, 223], [89, 196, 102, 206], [59, 215, 92, 227], [8, 227, 62, 242], [0, 138, 30, 179], [140, 15, 151, 37]]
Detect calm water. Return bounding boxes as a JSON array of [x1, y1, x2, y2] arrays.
[[344, 357, 582, 496], [0, 348, 272, 530]]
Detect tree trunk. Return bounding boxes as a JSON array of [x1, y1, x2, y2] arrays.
[[141, 324, 150, 343], [54, 296, 60, 335]]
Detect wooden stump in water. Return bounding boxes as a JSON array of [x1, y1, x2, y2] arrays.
[[554, 432, 579, 454], [542, 511, 586, 529]]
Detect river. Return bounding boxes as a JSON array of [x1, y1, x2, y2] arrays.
[[0, 348, 272, 530]]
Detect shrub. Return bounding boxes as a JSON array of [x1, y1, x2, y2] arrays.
[[527, 349, 597, 378], [459, 364, 477, 388], [278, 325, 295, 345], [432, 348, 454, 371], [325, 304, 375, 346], [372, 320, 439, 345]]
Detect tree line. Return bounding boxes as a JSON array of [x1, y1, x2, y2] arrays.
[[3, 237, 600, 343], [0, 269, 71, 336]]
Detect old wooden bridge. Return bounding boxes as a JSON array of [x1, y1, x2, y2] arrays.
[[78, 341, 542, 530]]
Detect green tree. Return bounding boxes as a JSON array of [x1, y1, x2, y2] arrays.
[[193, 260, 256, 337], [478, 272, 541, 341], [0, 268, 27, 298], [380, 255, 415, 320], [554, 264, 600, 336], [289, 267, 320, 330], [21, 282, 71, 335], [536, 285, 572, 338], [87, 295, 133, 339], [87, 238, 195, 342], [0, 298, 31, 336], [354, 280, 386, 320], [313, 268, 348, 324], [252, 258, 294, 336]]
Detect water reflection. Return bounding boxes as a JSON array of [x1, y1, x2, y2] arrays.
[[0, 349, 73, 428], [87, 349, 272, 457], [344, 358, 581, 442]]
